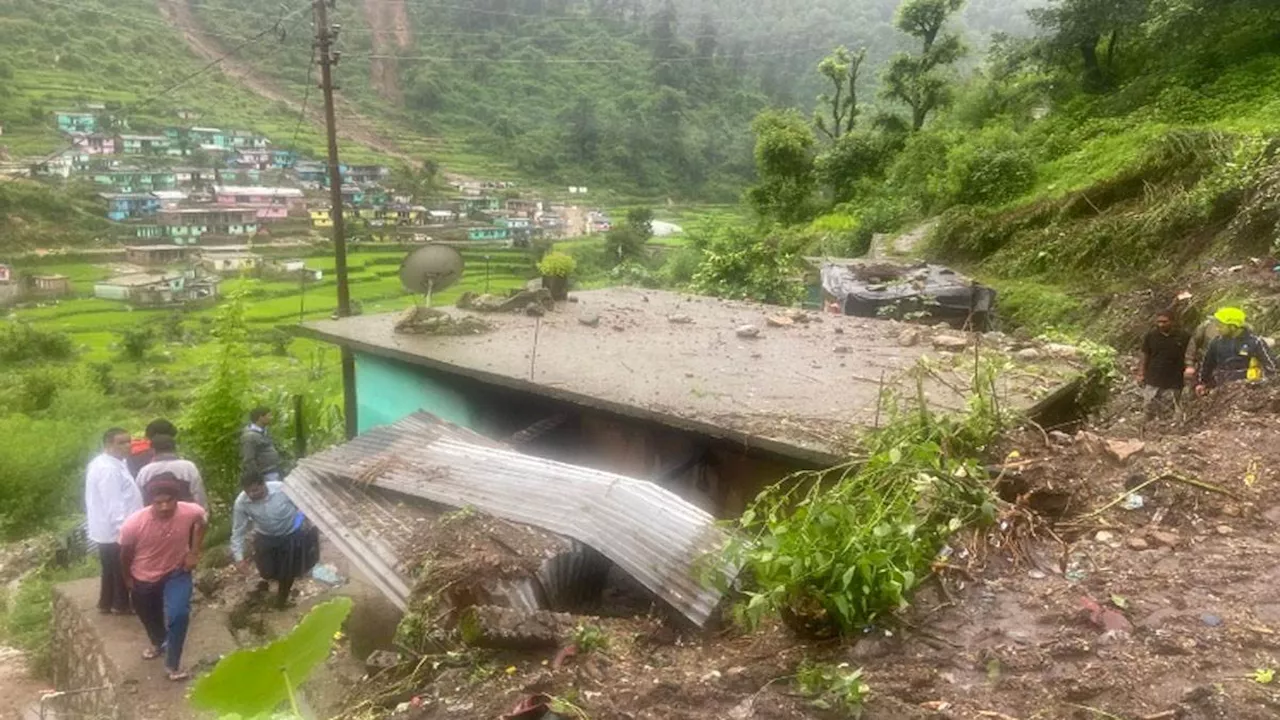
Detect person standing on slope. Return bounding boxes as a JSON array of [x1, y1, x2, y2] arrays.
[[85, 428, 144, 614], [240, 406, 283, 484], [1196, 307, 1277, 394], [1138, 308, 1191, 423]]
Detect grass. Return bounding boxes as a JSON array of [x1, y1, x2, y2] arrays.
[[1, 554, 99, 678]]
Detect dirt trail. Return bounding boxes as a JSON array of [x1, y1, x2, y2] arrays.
[[358, 0, 412, 103], [155, 0, 421, 167]]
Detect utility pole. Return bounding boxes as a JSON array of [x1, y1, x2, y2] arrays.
[[314, 0, 358, 439]]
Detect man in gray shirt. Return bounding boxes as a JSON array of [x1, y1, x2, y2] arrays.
[[232, 472, 319, 608], [240, 406, 282, 483]]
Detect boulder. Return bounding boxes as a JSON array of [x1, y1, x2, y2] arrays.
[[736, 325, 761, 339], [932, 334, 969, 351]]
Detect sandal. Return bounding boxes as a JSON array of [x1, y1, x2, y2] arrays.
[[166, 668, 191, 681], [142, 647, 162, 660]]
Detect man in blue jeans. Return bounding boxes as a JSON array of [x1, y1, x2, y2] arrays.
[[119, 474, 207, 681]]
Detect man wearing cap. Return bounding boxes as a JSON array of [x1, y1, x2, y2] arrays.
[[1196, 307, 1277, 394]]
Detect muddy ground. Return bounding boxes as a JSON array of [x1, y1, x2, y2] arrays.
[[332, 380, 1280, 720]]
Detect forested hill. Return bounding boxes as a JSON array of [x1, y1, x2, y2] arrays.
[[193, 0, 1046, 197]]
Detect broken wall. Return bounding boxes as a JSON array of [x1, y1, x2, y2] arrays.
[[51, 582, 128, 720]]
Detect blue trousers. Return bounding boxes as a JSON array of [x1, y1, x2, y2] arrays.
[[133, 570, 193, 671]]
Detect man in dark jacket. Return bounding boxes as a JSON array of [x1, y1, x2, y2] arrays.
[[240, 407, 283, 483], [1139, 309, 1191, 422], [1196, 307, 1277, 394]]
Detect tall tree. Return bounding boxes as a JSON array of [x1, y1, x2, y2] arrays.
[[814, 45, 869, 141], [882, 0, 967, 131], [1029, 0, 1148, 91], [745, 109, 816, 225]]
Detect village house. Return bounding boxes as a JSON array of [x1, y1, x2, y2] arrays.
[[94, 271, 187, 305], [505, 198, 539, 218], [69, 133, 115, 155], [153, 207, 260, 241], [0, 264, 18, 307], [200, 250, 263, 274], [125, 245, 194, 266], [101, 193, 161, 221], [215, 167, 262, 186], [0, 264, 10, 283], [453, 196, 502, 216], [172, 167, 214, 187], [467, 226, 509, 242], [346, 165, 389, 186], [187, 127, 230, 149], [230, 131, 269, 150], [31, 153, 75, 179], [115, 134, 170, 155], [213, 185, 305, 220], [294, 160, 329, 186], [93, 168, 177, 193], [30, 275, 72, 297], [300, 288, 1087, 518], [271, 150, 298, 169], [309, 207, 333, 228], [55, 111, 98, 134], [235, 147, 273, 169], [426, 209, 456, 224], [150, 190, 188, 210]]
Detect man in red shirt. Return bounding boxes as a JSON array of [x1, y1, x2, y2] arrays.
[[119, 473, 207, 681]]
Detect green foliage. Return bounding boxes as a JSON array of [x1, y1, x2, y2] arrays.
[[191, 597, 352, 716], [0, 323, 75, 364], [690, 226, 803, 306], [537, 252, 578, 278], [602, 227, 650, 266], [795, 660, 871, 716], [947, 143, 1037, 206], [746, 110, 818, 224], [815, 46, 869, 142], [570, 624, 609, 654], [119, 327, 155, 363], [726, 376, 1001, 636], [2, 555, 98, 678], [815, 131, 895, 204], [883, 0, 968, 130], [182, 295, 251, 505], [623, 208, 656, 241]]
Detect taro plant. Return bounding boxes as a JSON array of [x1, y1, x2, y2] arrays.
[[190, 597, 353, 717], [795, 660, 870, 717], [725, 369, 1002, 637]]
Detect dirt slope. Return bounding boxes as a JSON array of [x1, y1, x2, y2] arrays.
[[359, 0, 412, 103], [156, 0, 421, 167]]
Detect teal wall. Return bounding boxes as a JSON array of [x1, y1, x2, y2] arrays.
[[354, 352, 480, 434]]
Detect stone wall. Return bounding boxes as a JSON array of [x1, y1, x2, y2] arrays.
[[50, 582, 128, 720]]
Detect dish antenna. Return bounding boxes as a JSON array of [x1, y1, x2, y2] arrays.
[[399, 244, 465, 306]]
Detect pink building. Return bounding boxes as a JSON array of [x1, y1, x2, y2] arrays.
[[213, 186, 305, 221], [70, 133, 115, 155]]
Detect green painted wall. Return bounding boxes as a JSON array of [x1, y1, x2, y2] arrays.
[[354, 352, 479, 434]]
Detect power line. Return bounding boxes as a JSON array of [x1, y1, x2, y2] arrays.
[[353, 44, 828, 65]]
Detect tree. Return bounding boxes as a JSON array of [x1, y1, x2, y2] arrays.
[[1029, 0, 1148, 91], [882, 0, 967, 131], [182, 295, 251, 505], [119, 327, 154, 363], [815, 131, 892, 203], [814, 46, 869, 142], [745, 109, 817, 225], [690, 226, 802, 306], [624, 207, 655, 240]]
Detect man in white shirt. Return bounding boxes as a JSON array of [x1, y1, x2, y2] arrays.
[[85, 427, 144, 614], [135, 435, 208, 510]]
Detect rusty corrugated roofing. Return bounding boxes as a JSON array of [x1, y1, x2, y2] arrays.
[[286, 413, 732, 626]]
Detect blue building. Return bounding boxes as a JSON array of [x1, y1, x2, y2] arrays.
[[100, 193, 161, 221]]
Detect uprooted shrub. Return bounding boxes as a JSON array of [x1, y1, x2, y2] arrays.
[[724, 369, 1003, 637]]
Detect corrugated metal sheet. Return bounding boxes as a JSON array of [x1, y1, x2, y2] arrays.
[[286, 412, 732, 626]]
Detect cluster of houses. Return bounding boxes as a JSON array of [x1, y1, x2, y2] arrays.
[[3, 106, 614, 252]]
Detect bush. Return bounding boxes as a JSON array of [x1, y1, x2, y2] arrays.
[[690, 226, 803, 306], [658, 247, 703, 287], [948, 145, 1037, 207], [119, 327, 155, 362], [0, 323, 75, 364], [536, 251, 577, 278]]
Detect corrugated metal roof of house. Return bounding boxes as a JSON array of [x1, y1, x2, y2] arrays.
[[285, 412, 733, 626]]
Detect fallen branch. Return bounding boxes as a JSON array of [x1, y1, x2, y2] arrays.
[[977, 711, 1021, 720], [1076, 477, 1161, 520], [1161, 472, 1238, 499]]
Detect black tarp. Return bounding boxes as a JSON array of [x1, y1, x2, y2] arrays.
[[820, 261, 997, 330]]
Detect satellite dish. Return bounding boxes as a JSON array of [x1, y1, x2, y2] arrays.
[[399, 244, 465, 306]]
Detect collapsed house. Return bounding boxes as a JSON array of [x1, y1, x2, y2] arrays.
[[296, 288, 1087, 630]]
